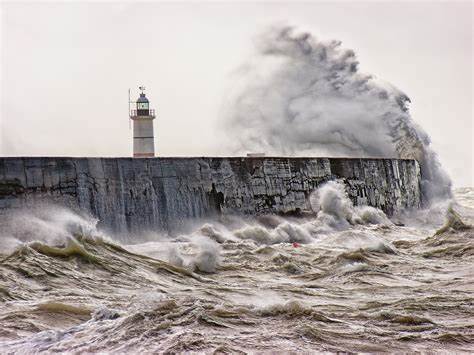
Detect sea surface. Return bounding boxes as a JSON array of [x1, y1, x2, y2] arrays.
[[0, 185, 472, 353]]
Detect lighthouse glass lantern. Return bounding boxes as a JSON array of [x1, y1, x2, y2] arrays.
[[136, 94, 150, 116], [130, 87, 156, 158]]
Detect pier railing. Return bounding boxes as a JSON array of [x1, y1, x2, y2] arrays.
[[130, 109, 155, 117]]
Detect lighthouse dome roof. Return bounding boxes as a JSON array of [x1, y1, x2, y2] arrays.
[[137, 93, 149, 103]]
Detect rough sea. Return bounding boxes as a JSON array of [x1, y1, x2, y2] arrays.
[[0, 184, 472, 353]]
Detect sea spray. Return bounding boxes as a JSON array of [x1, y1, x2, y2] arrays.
[[0, 203, 101, 247], [311, 180, 392, 228], [222, 25, 452, 203], [192, 238, 220, 273], [0, 204, 107, 258]]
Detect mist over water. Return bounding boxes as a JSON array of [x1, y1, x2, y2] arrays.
[[0, 184, 472, 353], [222, 25, 452, 203]]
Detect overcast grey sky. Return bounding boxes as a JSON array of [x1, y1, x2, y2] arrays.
[[1, 1, 472, 186]]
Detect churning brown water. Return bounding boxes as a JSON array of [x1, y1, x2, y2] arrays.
[[0, 185, 472, 353]]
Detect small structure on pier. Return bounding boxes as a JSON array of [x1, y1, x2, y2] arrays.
[[129, 86, 156, 158]]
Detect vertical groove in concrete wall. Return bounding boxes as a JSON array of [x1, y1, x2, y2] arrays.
[[0, 157, 421, 233]]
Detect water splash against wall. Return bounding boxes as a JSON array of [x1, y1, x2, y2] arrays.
[[222, 25, 452, 203]]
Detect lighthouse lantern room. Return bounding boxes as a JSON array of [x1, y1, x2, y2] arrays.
[[130, 86, 156, 158]]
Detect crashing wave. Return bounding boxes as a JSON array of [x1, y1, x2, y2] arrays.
[[222, 25, 452, 203]]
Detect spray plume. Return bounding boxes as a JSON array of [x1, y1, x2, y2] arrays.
[[222, 25, 452, 203]]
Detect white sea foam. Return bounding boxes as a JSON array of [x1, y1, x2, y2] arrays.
[[312, 180, 392, 228], [0, 204, 104, 252]]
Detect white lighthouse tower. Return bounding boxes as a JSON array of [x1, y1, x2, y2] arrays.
[[130, 87, 156, 157]]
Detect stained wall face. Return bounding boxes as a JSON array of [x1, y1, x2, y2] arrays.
[[0, 157, 421, 234]]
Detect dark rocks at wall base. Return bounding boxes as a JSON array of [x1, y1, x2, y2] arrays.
[[0, 157, 421, 234]]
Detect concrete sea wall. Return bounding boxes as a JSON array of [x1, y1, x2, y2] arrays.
[[0, 157, 421, 233]]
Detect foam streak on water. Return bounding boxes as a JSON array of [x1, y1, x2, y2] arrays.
[[0, 186, 473, 353]]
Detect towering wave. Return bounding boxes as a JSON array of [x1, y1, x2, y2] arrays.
[[222, 25, 452, 203]]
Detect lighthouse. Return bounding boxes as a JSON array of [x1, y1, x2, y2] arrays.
[[130, 87, 156, 157]]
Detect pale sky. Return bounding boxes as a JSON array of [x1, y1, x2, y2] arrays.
[[1, 1, 472, 186]]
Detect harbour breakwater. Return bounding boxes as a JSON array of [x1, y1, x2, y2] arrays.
[[0, 157, 421, 234]]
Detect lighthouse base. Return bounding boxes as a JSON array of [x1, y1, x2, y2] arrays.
[[134, 153, 154, 158]]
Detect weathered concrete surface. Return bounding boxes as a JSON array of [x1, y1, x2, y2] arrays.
[[0, 157, 421, 233]]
